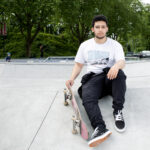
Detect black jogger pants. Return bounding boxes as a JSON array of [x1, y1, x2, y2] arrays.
[[80, 68, 126, 129]]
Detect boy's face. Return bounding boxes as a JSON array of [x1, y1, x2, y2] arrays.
[[91, 21, 108, 39]]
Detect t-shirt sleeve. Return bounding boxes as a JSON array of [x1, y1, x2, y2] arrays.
[[75, 44, 85, 64], [114, 42, 125, 62]]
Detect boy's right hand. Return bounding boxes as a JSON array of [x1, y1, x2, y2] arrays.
[[65, 79, 74, 89]]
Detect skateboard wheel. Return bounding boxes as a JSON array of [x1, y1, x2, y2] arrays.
[[64, 101, 69, 106], [63, 88, 67, 93], [72, 129, 78, 134], [72, 115, 75, 120]]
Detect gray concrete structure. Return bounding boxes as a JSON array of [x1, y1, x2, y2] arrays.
[[0, 60, 150, 150]]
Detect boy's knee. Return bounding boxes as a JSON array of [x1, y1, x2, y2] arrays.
[[117, 70, 127, 79]]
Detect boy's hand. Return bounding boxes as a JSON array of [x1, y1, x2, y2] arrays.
[[65, 79, 74, 89], [107, 65, 119, 80]]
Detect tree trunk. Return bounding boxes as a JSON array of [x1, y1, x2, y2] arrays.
[[26, 40, 31, 58]]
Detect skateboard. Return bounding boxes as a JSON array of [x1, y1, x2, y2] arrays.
[[63, 87, 89, 140]]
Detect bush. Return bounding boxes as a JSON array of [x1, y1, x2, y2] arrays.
[[0, 32, 25, 58], [0, 31, 78, 58], [30, 32, 77, 58]]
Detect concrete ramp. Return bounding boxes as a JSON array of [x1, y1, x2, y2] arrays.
[[0, 61, 149, 150], [97, 87, 150, 150], [72, 87, 150, 150]]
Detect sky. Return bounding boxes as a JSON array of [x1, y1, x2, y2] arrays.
[[140, 0, 150, 4]]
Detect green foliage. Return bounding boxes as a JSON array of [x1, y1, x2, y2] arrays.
[[0, 33, 25, 58], [141, 5, 150, 50], [0, 31, 77, 58], [30, 32, 77, 57], [57, 0, 99, 44], [4, 0, 55, 57], [56, 0, 149, 52], [0, 0, 150, 57]]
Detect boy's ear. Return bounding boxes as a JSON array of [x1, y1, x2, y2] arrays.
[[107, 27, 109, 32], [91, 27, 94, 32]]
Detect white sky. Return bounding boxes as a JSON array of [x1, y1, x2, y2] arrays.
[[140, 0, 150, 4]]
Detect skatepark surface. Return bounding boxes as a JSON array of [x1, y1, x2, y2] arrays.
[[0, 59, 150, 150]]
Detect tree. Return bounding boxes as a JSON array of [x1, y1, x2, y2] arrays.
[[6, 0, 54, 57], [57, 0, 144, 48], [57, 0, 100, 45], [142, 4, 150, 50], [0, 0, 8, 56]]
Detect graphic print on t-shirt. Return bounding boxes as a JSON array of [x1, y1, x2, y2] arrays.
[[87, 50, 109, 65]]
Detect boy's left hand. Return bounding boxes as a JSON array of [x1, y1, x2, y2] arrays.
[[107, 65, 119, 80]]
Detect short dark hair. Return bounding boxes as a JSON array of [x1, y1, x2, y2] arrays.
[[92, 15, 108, 27]]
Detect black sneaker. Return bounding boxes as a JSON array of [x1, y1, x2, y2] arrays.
[[88, 126, 112, 147], [113, 110, 126, 132]]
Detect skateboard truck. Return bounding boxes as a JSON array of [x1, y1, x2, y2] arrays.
[[72, 115, 81, 134], [63, 88, 72, 106]]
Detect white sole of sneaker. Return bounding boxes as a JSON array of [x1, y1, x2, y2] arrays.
[[114, 125, 126, 133], [88, 130, 112, 147]]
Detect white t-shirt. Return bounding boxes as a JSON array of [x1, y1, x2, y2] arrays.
[[75, 37, 125, 74]]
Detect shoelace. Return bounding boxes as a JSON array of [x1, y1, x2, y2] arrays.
[[115, 110, 124, 121], [91, 127, 99, 138]]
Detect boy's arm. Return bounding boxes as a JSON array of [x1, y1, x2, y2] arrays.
[[66, 62, 84, 88], [107, 60, 125, 80]]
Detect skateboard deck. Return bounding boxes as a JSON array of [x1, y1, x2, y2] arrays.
[[64, 87, 93, 140]]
